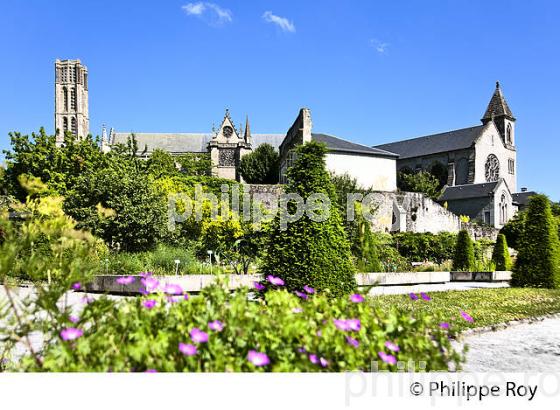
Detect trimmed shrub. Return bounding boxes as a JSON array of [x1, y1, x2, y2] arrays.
[[512, 195, 560, 288], [492, 234, 512, 271], [392, 232, 456, 263], [260, 142, 356, 296], [238, 143, 279, 184], [352, 204, 382, 272], [452, 230, 475, 271]]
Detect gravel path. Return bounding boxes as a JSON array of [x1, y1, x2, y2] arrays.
[[457, 317, 560, 372]]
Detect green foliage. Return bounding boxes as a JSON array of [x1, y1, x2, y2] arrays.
[[13, 283, 463, 372], [452, 230, 475, 271], [500, 211, 525, 249], [397, 170, 441, 199], [352, 204, 382, 272], [261, 142, 356, 296], [176, 153, 212, 176], [492, 234, 511, 271], [146, 149, 177, 178], [238, 143, 279, 184], [429, 161, 449, 189], [373, 233, 412, 272], [392, 232, 457, 263], [512, 194, 560, 288]]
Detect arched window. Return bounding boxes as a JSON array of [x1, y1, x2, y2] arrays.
[[63, 87, 68, 111], [71, 88, 77, 110], [71, 117, 77, 135], [63, 117, 68, 132], [499, 193, 508, 225], [506, 124, 512, 145]]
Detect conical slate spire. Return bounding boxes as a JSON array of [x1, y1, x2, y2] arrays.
[[244, 115, 251, 142], [482, 81, 515, 122]]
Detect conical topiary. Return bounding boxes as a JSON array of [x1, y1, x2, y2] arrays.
[[492, 234, 512, 271]]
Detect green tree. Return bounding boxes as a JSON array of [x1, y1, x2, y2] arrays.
[[260, 142, 356, 296], [238, 143, 279, 184], [500, 211, 525, 250], [177, 153, 212, 176], [352, 204, 382, 272], [146, 149, 177, 178], [452, 230, 475, 271], [492, 234, 512, 271], [397, 170, 441, 200], [512, 195, 560, 288]]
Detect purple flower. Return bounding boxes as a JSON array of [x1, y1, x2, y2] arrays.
[[350, 294, 365, 303], [409, 292, 418, 301], [384, 341, 400, 352], [144, 369, 157, 373], [81, 295, 94, 304], [116, 276, 135, 285], [295, 291, 308, 300], [141, 277, 160, 293], [190, 328, 209, 343], [334, 319, 350, 331], [309, 354, 319, 364], [378, 351, 397, 365], [140, 271, 153, 278], [297, 347, 307, 353], [292, 307, 303, 313], [60, 327, 83, 341], [247, 350, 270, 366], [346, 336, 360, 348], [266, 275, 285, 286], [142, 299, 157, 309], [316, 330, 322, 337], [71, 282, 81, 290], [319, 357, 329, 368], [69, 315, 79, 323], [460, 310, 474, 323], [178, 342, 197, 356], [347, 319, 361, 331], [420, 292, 431, 301], [439, 322, 450, 329], [303, 285, 315, 294], [253, 281, 265, 291], [163, 283, 183, 295], [208, 320, 224, 332]]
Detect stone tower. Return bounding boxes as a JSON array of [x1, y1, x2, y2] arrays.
[[54, 59, 89, 145], [481, 81, 516, 148]]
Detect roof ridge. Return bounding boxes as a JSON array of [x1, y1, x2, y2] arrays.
[[375, 124, 484, 147], [312, 132, 379, 150]]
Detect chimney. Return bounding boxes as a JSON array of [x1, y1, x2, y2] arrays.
[[521, 187, 528, 192]]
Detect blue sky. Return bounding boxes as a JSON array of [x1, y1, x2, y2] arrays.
[[0, 0, 559, 200]]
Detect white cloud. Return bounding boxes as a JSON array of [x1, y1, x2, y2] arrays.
[[182, 2, 232, 25], [262, 11, 296, 33], [369, 39, 389, 54]]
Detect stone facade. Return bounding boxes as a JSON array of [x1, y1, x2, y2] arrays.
[[54, 59, 89, 145]]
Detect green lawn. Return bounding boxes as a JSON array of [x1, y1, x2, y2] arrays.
[[369, 288, 560, 333]]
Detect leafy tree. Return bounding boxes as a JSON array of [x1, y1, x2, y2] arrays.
[[238, 143, 279, 184], [260, 142, 356, 296], [492, 234, 512, 271], [397, 170, 441, 200], [393, 232, 456, 263], [352, 204, 382, 272], [500, 211, 525, 250], [429, 161, 449, 189], [177, 153, 212, 176], [512, 195, 560, 288], [146, 149, 177, 178], [452, 230, 475, 271]]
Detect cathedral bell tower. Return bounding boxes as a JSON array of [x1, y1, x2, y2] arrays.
[[54, 59, 89, 146], [208, 110, 252, 181], [481, 81, 515, 148]]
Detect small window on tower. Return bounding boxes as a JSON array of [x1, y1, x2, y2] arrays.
[[63, 87, 68, 111], [63, 117, 68, 132], [71, 117, 77, 135], [71, 88, 77, 110], [506, 124, 512, 145]]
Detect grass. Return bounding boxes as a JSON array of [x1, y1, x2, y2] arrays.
[[369, 288, 560, 333]]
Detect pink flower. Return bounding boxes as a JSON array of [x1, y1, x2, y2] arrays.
[[439, 322, 450, 329], [420, 292, 431, 301], [190, 328, 209, 343], [71, 282, 81, 290], [69, 315, 79, 323], [319, 357, 329, 368], [208, 320, 224, 332], [266, 275, 284, 286], [297, 347, 306, 353], [350, 294, 365, 303], [292, 307, 303, 313], [309, 354, 319, 364], [334, 319, 350, 331], [303, 285, 315, 294], [163, 283, 183, 295], [460, 310, 474, 322], [378, 351, 397, 365], [346, 336, 360, 348], [81, 295, 94, 304], [116, 276, 135, 285], [253, 282, 265, 291], [295, 291, 308, 300], [144, 369, 157, 373], [179, 342, 197, 356], [384, 341, 400, 352], [247, 350, 270, 366], [142, 299, 157, 309], [409, 293, 418, 301], [141, 276, 160, 293], [347, 319, 361, 331], [140, 271, 153, 277], [60, 327, 83, 341]]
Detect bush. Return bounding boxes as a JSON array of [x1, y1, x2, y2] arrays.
[[16, 282, 463, 372], [176, 153, 212, 176], [260, 142, 356, 296], [512, 195, 560, 288], [352, 204, 382, 272], [397, 170, 441, 200], [500, 211, 525, 250], [238, 143, 279, 184], [452, 230, 475, 271], [392, 232, 456, 263], [492, 234, 512, 271]]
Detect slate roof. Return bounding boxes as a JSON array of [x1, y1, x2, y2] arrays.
[[311, 133, 399, 157], [438, 181, 500, 201], [373, 125, 485, 159], [512, 191, 537, 207], [482, 82, 515, 121]]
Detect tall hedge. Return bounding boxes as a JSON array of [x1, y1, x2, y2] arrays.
[[238, 143, 279, 184], [452, 230, 475, 271], [512, 195, 560, 288], [260, 142, 356, 296], [492, 234, 511, 271], [353, 204, 382, 272]]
